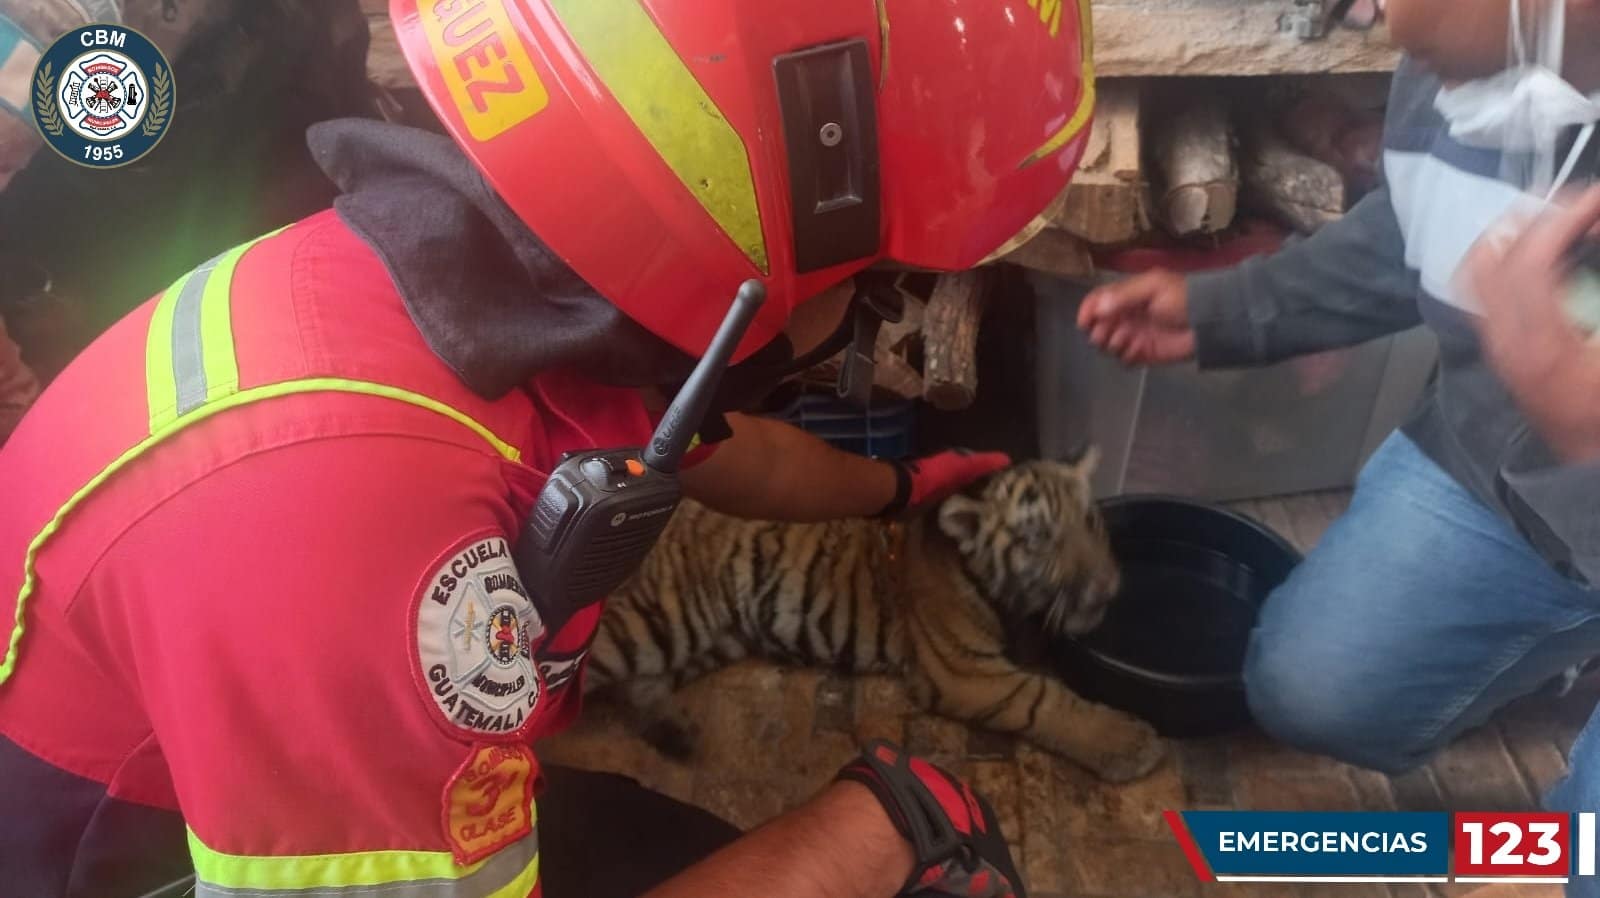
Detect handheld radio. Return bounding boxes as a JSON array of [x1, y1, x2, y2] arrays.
[[516, 280, 768, 624]]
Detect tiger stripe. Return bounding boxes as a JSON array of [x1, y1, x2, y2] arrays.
[[583, 459, 1163, 783]]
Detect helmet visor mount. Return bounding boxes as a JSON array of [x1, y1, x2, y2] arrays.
[[774, 38, 883, 275]]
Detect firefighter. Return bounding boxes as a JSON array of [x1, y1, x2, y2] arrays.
[[0, 1, 1095, 896]]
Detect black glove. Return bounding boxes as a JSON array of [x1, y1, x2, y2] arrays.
[[836, 740, 1026, 898]]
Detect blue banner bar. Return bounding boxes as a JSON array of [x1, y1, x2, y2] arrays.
[[1180, 811, 1452, 877]]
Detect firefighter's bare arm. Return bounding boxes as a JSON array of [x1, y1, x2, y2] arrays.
[[678, 412, 1010, 522], [677, 411, 897, 521], [649, 743, 1028, 898], [644, 782, 914, 898]]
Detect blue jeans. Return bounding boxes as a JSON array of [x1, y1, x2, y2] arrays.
[[1244, 432, 1600, 896]]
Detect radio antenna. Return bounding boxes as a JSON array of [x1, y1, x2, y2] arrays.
[[644, 280, 767, 474]]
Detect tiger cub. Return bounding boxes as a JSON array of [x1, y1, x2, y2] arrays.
[[583, 453, 1167, 783]]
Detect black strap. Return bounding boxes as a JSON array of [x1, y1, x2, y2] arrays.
[[768, 276, 905, 408], [836, 741, 970, 886], [876, 459, 913, 518], [838, 277, 906, 407], [837, 303, 883, 407]]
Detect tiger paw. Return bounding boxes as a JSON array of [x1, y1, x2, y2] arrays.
[[1081, 715, 1167, 783]]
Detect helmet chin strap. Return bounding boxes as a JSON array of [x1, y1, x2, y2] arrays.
[[773, 273, 905, 407]]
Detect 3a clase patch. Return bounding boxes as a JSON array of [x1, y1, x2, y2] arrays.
[[442, 742, 539, 865]]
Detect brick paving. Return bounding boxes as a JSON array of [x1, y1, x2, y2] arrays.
[[540, 492, 1590, 898]]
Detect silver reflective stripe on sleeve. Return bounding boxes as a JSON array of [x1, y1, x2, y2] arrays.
[[168, 255, 221, 417]]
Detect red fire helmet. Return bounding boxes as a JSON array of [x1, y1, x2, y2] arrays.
[[391, 0, 1095, 360]]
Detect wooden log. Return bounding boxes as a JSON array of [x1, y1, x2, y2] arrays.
[[922, 271, 990, 412], [997, 228, 1095, 280], [1149, 89, 1238, 236], [1241, 121, 1346, 234], [1047, 79, 1149, 246]]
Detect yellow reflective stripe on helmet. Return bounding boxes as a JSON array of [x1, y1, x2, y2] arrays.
[[188, 827, 539, 897], [0, 378, 522, 688], [1020, 0, 1096, 168], [547, 0, 768, 273]]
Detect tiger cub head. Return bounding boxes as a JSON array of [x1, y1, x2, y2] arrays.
[[935, 450, 1119, 639]]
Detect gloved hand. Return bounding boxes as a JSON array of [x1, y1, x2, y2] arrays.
[[878, 449, 1010, 517], [836, 740, 1026, 898]]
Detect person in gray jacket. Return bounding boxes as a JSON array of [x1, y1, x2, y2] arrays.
[[1080, 2, 1599, 890]]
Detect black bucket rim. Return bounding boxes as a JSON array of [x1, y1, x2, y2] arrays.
[[1068, 493, 1305, 689], [1097, 492, 1304, 561]]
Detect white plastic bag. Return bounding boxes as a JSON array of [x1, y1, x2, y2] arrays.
[[1437, 0, 1600, 333], [1435, 0, 1597, 196]]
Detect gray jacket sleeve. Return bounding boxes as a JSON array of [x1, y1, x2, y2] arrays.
[[1185, 187, 1423, 369]]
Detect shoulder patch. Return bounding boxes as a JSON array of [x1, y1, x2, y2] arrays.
[[412, 533, 546, 740], [442, 742, 539, 865]]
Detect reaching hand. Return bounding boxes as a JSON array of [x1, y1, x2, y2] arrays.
[[1076, 270, 1196, 366], [880, 449, 1011, 517], [837, 741, 1027, 898]]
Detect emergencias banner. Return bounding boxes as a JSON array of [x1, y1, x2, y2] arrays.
[[1166, 810, 1599, 886]]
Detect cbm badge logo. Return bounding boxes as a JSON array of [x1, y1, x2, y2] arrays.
[[30, 25, 173, 168]]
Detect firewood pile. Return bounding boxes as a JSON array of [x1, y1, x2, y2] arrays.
[[791, 271, 992, 411], [988, 74, 1390, 285]]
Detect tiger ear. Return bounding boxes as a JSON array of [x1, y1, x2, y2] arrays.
[[1073, 445, 1102, 478], [937, 494, 986, 548]]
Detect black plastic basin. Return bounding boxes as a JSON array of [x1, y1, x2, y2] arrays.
[[1051, 495, 1303, 738]]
